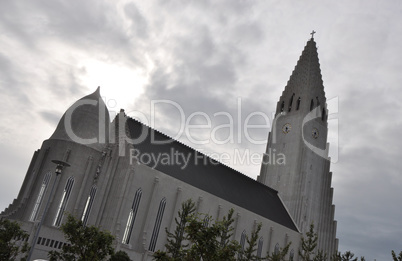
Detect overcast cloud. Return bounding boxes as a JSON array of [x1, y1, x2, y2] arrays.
[[1, 1, 402, 260]]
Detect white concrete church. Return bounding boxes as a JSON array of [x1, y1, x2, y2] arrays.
[[1, 36, 338, 260]]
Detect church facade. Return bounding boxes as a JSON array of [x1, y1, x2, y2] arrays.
[[1, 37, 337, 260]]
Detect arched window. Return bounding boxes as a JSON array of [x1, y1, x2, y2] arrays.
[[310, 99, 314, 111], [280, 101, 285, 112], [240, 230, 247, 250], [30, 172, 52, 221], [122, 188, 142, 244], [316, 96, 320, 107], [290, 249, 295, 261], [296, 97, 301, 110], [203, 216, 210, 227], [257, 237, 264, 258], [81, 185, 97, 226], [288, 94, 294, 112], [148, 197, 166, 251], [274, 243, 280, 255], [322, 108, 326, 121], [54, 177, 74, 227]]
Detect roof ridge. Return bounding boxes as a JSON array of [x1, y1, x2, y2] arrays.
[[124, 115, 279, 193]]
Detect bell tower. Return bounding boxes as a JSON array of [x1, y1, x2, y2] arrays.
[[257, 34, 338, 254]]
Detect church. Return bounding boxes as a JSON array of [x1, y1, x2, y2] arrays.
[[1, 36, 338, 260]]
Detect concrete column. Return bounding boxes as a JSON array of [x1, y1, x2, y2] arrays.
[[216, 204, 222, 221], [139, 177, 159, 252], [233, 213, 241, 240], [73, 156, 93, 214], [267, 227, 273, 254], [96, 148, 121, 225], [113, 167, 133, 235], [167, 187, 182, 235], [196, 196, 203, 213]]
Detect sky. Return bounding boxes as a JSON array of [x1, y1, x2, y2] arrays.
[[0, 0, 401, 260]]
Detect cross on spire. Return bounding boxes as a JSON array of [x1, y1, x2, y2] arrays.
[[310, 30, 316, 39]]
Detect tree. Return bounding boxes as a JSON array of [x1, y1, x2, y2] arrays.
[[214, 208, 241, 260], [0, 218, 29, 261], [266, 242, 291, 261], [154, 200, 276, 261], [392, 250, 402, 261], [154, 201, 242, 261], [299, 223, 318, 261], [48, 214, 114, 261], [340, 251, 357, 261], [331, 251, 365, 261], [331, 251, 341, 261], [185, 209, 240, 261], [241, 223, 263, 261], [314, 249, 328, 261], [109, 250, 131, 261], [153, 199, 196, 261]]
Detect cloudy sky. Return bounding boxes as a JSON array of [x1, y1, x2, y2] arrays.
[[1, 0, 401, 260]]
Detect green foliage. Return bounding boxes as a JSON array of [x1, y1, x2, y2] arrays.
[[154, 199, 196, 261], [266, 242, 291, 261], [331, 251, 365, 261], [331, 251, 341, 261], [152, 251, 171, 261], [48, 214, 114, 261], [155, 199, 311, 261], [214, 208, 241, 260], [185, 208, 240, 261], [155, 200, 256, 261], [241, 223, 263, 261], [299, 223, 318, 261], [109, 250, 131, 261], [314, 249, 328, 261], [0, 218, 29, 261], [392, 250, 402, 261], [339, 251, 357, 261]]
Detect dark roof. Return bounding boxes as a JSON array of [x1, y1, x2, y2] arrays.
[[126, 117, 298, 232]]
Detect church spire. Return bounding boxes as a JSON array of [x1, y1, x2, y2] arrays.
[[259, 35, 337, 254], [275, 35, 326, 117]]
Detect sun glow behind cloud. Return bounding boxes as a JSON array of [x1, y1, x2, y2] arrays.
[[77, 58, 151, 113]]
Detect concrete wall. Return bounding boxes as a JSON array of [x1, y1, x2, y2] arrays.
[[3, 136, 301, 261]]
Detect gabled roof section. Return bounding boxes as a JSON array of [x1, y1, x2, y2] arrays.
[[125, 117, 299, 232]]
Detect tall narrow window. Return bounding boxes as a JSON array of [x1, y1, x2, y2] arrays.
[[53, 177, 74, 227], [310, 99, 314, 111], [290, 249, 295, 261], [81, 185, 97, 226], [288, 94, 294, 112], [203, 216, 210, 227], [280, 101, 285, 112], [237, 229, 247, 259], [240, 230, 247, 250], [122, 188, 142, 244], [148, 197, 166, 251], [257, 237, 264, 258], [274, 243, 280, 255], [322, 108, 326, 121], [30, 172, 51, 221], [296, 97, 301, 110]]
